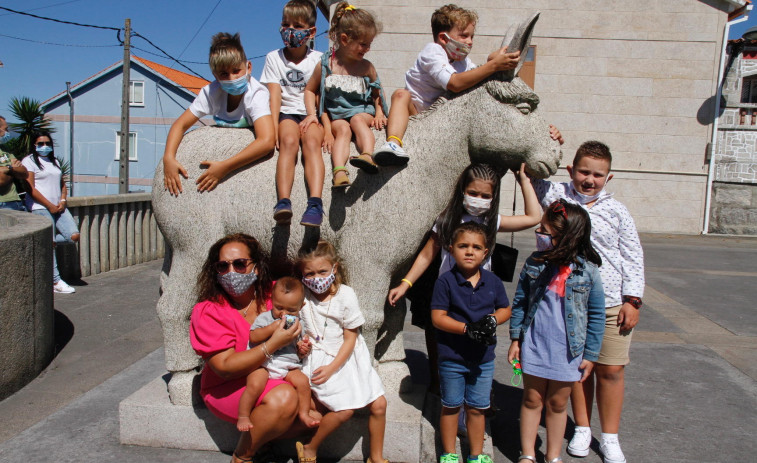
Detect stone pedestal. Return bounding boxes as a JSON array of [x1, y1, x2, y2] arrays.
[[119, 374, 492, 461]]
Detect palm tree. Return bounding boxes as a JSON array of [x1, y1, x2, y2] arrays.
[[7, 97, 55, 158]]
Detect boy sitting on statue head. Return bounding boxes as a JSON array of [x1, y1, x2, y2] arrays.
[[374, 4, 562, 167]]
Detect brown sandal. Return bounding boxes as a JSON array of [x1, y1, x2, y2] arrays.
[[348, 153, 379, 174], [366, 459, 390, 463], [332, 166, 350, 188], [296, 441, 317, 463], [230, 453, 253, 463]]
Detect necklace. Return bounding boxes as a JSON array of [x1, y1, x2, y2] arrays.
[[238, 299, 255, 319], [308, 296, 333, 342]]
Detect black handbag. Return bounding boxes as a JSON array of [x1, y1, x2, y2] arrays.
[[491, 242, 519, 282]]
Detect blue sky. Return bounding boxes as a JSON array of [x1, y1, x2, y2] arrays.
[[0, 0, 329, 122]]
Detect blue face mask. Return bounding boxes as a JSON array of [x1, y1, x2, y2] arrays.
[[219, 72, 249, 96], [36, 145, 53, 156], [0, 132, 11, 144], [280, 27, 311, 48]]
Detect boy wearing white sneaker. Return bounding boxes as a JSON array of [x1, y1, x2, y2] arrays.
[[373, 4, 519, 167], [533, 141, 645, 463]]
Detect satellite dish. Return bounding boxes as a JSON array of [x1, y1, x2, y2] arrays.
[[743, 25, 757, 40]]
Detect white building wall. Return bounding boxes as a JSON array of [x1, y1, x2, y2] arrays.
[[347, 0, 732, 233]]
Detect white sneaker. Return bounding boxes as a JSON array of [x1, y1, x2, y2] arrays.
[[599, 435, 626, 463], [54, 280, 76, 294], [567, 426, 592, 457], [373, 141, 409, 166]]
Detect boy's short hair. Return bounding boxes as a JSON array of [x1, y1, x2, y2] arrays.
[[283, 0, 317, 27], [273, 276, 305, 304], [209, 32, 247, 75], [573, 140, 613, 168], [451, 221, 488, 245], [431, 4, 478, 42]]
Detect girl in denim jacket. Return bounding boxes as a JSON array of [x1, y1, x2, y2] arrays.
[[508, 200, 605, 463]]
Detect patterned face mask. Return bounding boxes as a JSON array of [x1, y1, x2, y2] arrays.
[[302, 265, 336, 294], [280, 27, 311, 48], [217, 266, 257, 297], [441, 33, 471, 61], [535, 231, 554, 252]]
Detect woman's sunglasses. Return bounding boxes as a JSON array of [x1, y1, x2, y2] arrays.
[[214, 258, 254, 274], [36, 141, 52, 147]]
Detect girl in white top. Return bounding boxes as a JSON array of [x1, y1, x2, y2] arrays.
[[295, 240, 388, 463], [162, 32, 274, 196], [21, 131, 80, 293]]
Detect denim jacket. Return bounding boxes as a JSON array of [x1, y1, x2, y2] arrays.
[[509, 253, 606, 362]]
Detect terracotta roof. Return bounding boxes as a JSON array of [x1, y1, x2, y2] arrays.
[[132, 55, 209, 95]]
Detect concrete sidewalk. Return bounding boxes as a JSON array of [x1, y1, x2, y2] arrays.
[[0, 234, 755, 462]]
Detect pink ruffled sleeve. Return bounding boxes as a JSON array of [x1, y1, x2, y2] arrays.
[[190, 300, 238, 359]]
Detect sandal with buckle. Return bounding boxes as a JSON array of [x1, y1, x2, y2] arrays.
[[517, 456, 536, 462], [366, 459, 390, 463], [296, 441, 317, 463], [231, 453, 253, 463], [545, 458, 563, 463], [348, 153, 379, 174], [332, 166, 350, 188]]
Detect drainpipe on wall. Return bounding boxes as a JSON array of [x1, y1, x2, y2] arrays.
[[703, 4, 752, 234]]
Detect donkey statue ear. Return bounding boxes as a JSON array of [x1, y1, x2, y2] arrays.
[[500, 11, 540, 79]]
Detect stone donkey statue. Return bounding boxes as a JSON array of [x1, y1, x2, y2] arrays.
[[152, 12, 561, 404]]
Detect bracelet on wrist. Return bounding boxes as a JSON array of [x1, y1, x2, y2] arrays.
[[261, 342, 273, 360], [401, 278, 413, 288], [622, 295, 642, 309]]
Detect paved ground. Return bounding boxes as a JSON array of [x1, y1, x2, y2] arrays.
[[0, 233, 755, 462]]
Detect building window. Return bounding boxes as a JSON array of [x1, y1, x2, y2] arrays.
[[740, 75, 757, 103], [115, 132, 138, 161], [129, 81, 145, 106]]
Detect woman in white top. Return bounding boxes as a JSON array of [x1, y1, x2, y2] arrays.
[[21, 132, 80, 293]]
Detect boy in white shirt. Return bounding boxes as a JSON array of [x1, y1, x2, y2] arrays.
[[162, 32, 275, 196], [532, 141, 645, 463], [260, 0, 325, 227], [373, 4, 520, 166]]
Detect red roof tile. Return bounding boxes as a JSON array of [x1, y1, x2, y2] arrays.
[[133, 55, 209, 95]]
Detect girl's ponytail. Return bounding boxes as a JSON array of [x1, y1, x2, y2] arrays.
[[328, 2, 380, 44]]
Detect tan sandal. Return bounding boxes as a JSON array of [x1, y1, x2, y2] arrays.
[[366, 459, 389, 463], [332, 166, 350, 188], [348, 153, 379, 174], [296, 441, 317, 463], [230, 453, 253, 463]]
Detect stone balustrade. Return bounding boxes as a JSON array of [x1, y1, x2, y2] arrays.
[[63, 193, 165, 278]]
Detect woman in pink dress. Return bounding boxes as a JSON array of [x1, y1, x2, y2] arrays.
[[190, 233, 309, 463]]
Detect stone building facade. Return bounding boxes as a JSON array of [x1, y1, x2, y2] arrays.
[[711, 39, 757, 234], [319, 0, 748, 234]]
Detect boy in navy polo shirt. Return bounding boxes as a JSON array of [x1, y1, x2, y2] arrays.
[[430, 222, 512, 463]]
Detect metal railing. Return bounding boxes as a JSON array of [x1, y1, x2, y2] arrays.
[[65, 193, 164, 277]]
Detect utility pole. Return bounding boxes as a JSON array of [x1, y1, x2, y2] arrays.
[[118, 18, 131, 194], [66, 81, 74, 196]]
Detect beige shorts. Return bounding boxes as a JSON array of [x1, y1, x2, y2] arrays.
[[597, 304, 633, 366]]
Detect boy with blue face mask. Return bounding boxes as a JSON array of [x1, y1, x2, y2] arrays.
[[532, 141, 645, 463], [162, 32, 275, 196], [260, 0, 326, 227]]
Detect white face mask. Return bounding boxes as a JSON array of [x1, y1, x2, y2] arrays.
[[302, 265, 336, 295], [463, 194, 492, 216], [571, 184, 604, 204], [441, 33, 471, 61]]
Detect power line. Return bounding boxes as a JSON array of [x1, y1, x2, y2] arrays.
[[132, 32, 205, 79], [0, 32, 120, 48], [0, 6, 120, 31], [131, 45, 209, 65], [176, 0, 222, 60], [0, 0, 85, 17]]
